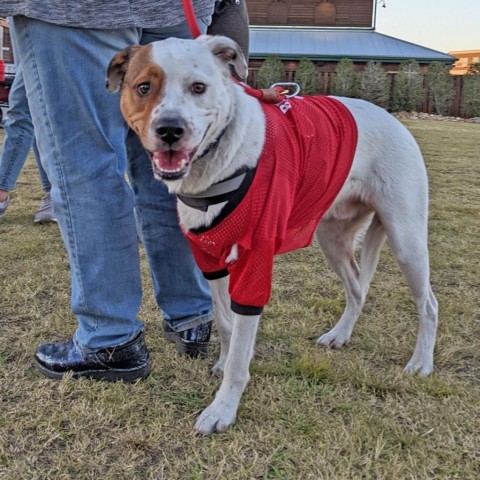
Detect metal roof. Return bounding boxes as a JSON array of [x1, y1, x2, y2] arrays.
[[249, 28, 456, 64]]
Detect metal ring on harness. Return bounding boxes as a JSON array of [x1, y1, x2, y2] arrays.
[[270, 82, 301, 98]]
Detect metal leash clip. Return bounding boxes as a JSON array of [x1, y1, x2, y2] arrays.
[[270, 82, 301, 98]]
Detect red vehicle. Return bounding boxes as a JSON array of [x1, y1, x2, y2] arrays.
[[0, 82, 9, 103], [0, 59, 12, 125]]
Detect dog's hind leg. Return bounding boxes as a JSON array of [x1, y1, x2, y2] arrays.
[[315, 212, 382, 348], [358, 215, 387, 303], [379, 211, 438, 376], [195, 312, 260, 434], [208, 276, 234, 376]]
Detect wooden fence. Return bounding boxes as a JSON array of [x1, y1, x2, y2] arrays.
[[247, 69, 467, 117]]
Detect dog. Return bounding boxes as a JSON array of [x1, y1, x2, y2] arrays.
[[107, 35, 439, 434]]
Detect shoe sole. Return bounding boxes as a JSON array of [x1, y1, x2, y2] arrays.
[[34, 358, 151, 383], [34, 218, 58, 224]]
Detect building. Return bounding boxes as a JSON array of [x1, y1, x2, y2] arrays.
[[246, 0, 456, 80], [248, 0, 375, 27], [449, 50, 480, 75]]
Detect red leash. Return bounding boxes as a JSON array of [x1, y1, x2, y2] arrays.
[[182, 0, 287, 103], [182, 0, 202, 39]]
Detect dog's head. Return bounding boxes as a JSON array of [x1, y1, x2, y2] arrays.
[[107, 35, 247, 182]]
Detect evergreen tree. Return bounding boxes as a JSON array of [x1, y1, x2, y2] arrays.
[[391, 59, 425, 112], [256, 55, 285, 89], [463, 74, 480, 117], [426, 62, 454, 115], [358, 61, 390, 108], [330, 58, 358, 97], [294, 58, 321, 95]]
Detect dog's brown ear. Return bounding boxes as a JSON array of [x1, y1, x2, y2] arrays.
[[106, 45, 142, 93], [197, 35, 248, 80]]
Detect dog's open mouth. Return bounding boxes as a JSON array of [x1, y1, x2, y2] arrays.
[[150, 149, 197, 181]]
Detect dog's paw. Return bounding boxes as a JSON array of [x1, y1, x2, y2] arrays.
[[194, 402, 236, 435], [404, 356, 434, 376], [316, 327, 351, 349], [210, 359, 225, 377]]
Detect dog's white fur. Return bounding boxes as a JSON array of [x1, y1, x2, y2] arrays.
[[108, 35, 439, 435]]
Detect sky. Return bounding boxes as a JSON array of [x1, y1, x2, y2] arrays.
[[375, 0, 480, 53]]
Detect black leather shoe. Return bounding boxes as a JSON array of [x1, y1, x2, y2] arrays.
[[163, 321, 212, 357], [34, 332, 150, 382]]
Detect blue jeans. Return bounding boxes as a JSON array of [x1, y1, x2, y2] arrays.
[[0, 38, 51, 192], [11, 16, 212, 349]]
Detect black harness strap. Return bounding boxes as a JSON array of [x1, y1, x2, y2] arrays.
[[177, 166, 249, 212]]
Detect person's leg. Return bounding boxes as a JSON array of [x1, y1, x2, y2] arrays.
[[0, 24, 54, 221], [12, 17, 144, 351], [127, 131, 213, 326], [32, 139, 57, 223], [0, 60, 34, 206], [127, 19, 213, 356], [34, 140, 51, 192]]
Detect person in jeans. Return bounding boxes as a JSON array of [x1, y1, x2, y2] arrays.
[[0, 35, 56, 223], [0, 1, 217, 382]]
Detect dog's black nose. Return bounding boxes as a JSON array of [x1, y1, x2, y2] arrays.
[[156, 118, 185, 145]]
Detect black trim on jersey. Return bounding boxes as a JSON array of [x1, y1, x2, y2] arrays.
[[177, 165, 250, 212], [231, 300, 264, 316], [202, 269, 229, 280]]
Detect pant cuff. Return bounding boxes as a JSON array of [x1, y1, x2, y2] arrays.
[[163, 311, 213, 333]]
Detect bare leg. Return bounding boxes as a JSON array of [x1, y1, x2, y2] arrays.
[[195, 312, 260, 434], [380, 215, 438, 375], [208, 276, 234, 376], [315, 214, 376, 347]]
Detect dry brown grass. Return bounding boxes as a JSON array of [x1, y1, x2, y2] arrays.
[[0, 120, 479, 479]]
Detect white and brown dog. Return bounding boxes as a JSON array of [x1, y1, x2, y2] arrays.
[[107, 36, 438, 434]]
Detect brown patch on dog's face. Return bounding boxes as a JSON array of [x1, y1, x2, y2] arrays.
[[116, 45, 166, 142]]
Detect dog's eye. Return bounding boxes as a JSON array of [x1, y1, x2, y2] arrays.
[[136, 82, 151, 97], [192, 82, 206, 94]]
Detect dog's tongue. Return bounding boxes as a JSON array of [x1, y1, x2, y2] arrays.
[[153, 150, 190, 170]]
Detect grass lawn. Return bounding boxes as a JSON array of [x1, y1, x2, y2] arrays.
[[0, 119, 479, 479]]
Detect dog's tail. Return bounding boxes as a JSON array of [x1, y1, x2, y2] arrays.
[[359, 214, 386, 302]]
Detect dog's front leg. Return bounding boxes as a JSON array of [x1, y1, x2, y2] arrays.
[[195, 312, 260, 434], [208, 276, 234, 376]]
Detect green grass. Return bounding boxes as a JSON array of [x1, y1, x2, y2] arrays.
[[1, 120, 479, 479]]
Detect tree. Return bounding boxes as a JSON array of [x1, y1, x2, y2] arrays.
[[256, 55, 285, 89], [426, 62, 454, 115], [463, 74, 480, 117], [330, 58, 358, 97], [358, 61, 390, 108], [294, 58, 321, 95], [391, 59, 425, 112]]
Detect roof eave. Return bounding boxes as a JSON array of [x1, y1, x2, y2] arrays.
[[250, 25, 375, 31], [249, 53, 455, 64]]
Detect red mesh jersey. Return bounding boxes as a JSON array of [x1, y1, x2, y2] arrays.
[[184, 96, 358, 314]]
